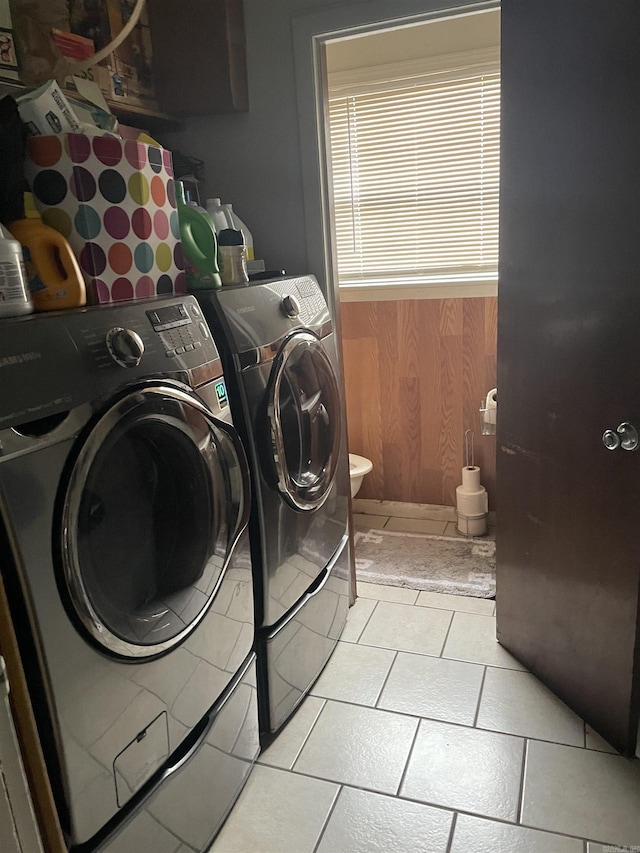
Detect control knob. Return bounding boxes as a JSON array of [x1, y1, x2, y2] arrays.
[[106, 327, 145, 368], [281, 294, 301, 319]]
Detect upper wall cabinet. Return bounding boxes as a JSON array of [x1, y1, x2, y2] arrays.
[[4, 0, 248, 130], [146, 0, 248, 116]]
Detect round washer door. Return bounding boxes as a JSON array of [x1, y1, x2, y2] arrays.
[[267, 331, 342, 510], [59, 383, 249, 659]]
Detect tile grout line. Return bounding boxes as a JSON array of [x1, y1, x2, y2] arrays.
[[394, 714, 422, 798], [438, 608, 457, 658], [352, 597, 380, 644], [264, 763, 594, 847], [373, 649, 399, 709], [516, 738, 529, 825], [311, 783, 343, 853], [445, 811, 458, 853], [472, 665, 488, 728], [357, 505, 457, 523], [287, 698, 327, 772], [357, 585, 494, 615], [301, 693, 589, 752], [349, 634, 527, 672]]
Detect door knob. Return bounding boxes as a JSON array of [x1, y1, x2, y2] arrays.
[[616, 422, 639, 450], [602, 422, 639, 451]]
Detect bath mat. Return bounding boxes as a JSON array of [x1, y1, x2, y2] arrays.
[[354, 527, 496, 598]]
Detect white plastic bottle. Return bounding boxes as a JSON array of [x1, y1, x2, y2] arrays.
[[222, 203, 254, 261], [0, 224, 33, 317], [206, 198, 233, 233]]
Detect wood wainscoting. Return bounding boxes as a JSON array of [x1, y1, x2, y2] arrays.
[[340, 296, 497, 508]]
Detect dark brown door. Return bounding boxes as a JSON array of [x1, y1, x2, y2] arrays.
[[497, 0, 640, 756]]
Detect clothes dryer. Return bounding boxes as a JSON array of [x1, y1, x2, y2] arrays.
[[0, 296, 258, 851], [197, 275, 350, 738]]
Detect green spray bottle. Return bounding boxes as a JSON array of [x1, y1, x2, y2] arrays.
[[175, 181, 222, 290]]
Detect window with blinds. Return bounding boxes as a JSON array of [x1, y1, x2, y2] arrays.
[[327, 50, 500, 290]]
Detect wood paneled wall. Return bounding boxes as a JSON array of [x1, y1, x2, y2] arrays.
[[340, 297, 498, 507]]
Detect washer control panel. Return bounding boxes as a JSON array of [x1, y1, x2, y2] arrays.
[[146, 300, 208, 359], [0, 295, 220, 432]]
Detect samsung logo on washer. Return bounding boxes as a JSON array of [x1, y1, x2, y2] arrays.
[[237, 306, 256, 314], [0, 351, 42, 368]]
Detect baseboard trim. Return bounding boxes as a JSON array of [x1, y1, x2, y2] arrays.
[[352, 499, 497, 526]]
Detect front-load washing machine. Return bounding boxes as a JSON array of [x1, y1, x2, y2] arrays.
[[197, 275, 351, 739], [0, 296, 259, 851]]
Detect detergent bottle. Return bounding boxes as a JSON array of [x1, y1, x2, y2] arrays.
[[9, 193, 86, 311], [176, 182, 222, 290]]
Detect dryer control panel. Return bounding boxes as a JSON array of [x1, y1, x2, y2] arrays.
[[203, 274, 333, 358]]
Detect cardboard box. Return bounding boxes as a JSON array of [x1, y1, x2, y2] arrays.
[[17, 81, 83, 136], [25, 134, 187, 304], [51, 28, 95, 61]]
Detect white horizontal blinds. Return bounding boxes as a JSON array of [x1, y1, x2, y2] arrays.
[[328, 58, 500, 288]]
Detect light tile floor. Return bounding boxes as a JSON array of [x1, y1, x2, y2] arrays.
[[211, 585, 640, 853], [210, 506, 640, 853]]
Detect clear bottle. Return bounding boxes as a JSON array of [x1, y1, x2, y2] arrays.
[[222, 203, 254, 261], [9, 193, 86, 311]]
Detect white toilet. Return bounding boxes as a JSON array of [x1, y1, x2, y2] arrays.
[[348, 453, 373, 498]]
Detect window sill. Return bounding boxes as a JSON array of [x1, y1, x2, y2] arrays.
[[338, 281, 498, 302]]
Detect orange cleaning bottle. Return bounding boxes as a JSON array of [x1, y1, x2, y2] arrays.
[[9, 193, 86, 311]]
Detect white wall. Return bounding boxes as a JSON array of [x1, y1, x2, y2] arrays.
[[165, 0, 496, 282]]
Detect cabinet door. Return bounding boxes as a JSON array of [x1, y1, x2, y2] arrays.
[[147, 0, 248, 115], [497, 0, 640, 755]]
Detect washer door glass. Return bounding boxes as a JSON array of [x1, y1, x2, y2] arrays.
[[268, 332, 341, 510], [61, 384, 249, 658]]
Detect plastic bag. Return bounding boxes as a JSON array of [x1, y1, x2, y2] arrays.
[[10, 0, 70, 85]]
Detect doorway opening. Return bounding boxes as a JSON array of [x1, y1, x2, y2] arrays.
[[321, 9, 500, 598]]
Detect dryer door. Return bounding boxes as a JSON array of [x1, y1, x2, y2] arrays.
[[267, 331, 342, 510], [59, 383, 250, 659]]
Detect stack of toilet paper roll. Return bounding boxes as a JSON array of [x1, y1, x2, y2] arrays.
[[456, 465, 488, 536]]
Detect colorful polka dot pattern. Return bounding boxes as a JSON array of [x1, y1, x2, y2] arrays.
[[26, 134, 186, 303]]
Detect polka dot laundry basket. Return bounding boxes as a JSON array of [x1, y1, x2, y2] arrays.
[[25, 134, 187, 304]]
